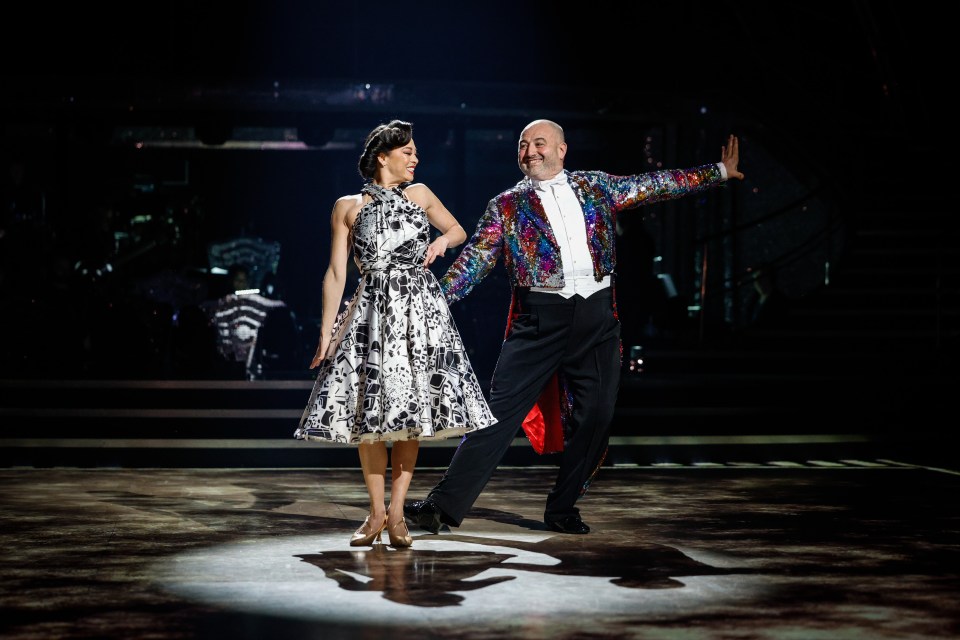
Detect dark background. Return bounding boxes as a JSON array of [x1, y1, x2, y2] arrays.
[[0, 1, 951, 381]]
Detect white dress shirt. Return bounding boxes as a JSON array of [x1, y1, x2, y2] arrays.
[[529, 171, 610, 298]]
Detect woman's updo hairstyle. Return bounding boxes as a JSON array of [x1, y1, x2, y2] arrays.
[[357, 119, 413, 179]]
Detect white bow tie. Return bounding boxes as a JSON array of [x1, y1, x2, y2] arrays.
[[534, 174, 567, 190]]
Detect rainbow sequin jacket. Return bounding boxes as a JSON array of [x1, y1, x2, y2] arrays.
[[439, 163, 727, 454], [440, 164, 726, 302]]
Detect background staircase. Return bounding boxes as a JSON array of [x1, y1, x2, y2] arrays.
[[4, 194, 955, 470], [3, 192, 957, 470]]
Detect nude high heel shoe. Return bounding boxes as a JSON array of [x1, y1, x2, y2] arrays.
[[350, 515, 386, 547], [387, 518, 413, 548]]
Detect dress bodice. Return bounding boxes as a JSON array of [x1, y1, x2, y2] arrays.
[[354, 183, 429, 273]]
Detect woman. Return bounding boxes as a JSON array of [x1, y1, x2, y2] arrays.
[[295, 120, 495, 548]]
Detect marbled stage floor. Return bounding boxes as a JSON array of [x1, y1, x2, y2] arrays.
[[1, 457, 958, 639]]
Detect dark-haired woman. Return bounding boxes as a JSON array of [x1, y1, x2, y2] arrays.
[[295, 120, 495, 548]]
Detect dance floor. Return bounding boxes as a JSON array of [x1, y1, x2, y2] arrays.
[[1, 455, 958, 639]]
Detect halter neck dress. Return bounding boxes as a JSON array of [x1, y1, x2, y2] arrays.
[[296, 183, 496, 443]]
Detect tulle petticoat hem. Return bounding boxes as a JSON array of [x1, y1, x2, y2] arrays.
[[293, 424, 490, 445]]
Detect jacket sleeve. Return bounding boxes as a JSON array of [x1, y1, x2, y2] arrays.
[[600, 163, 726, 212], [439, 198, 505, 304]]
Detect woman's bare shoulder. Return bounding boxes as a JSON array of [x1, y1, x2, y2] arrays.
[[401, 183, 435, 207], [334, 193, 364, 210], [332, 193, 364, 224]]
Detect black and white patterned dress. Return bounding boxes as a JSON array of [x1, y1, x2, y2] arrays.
[[295, 183, 496, 443]]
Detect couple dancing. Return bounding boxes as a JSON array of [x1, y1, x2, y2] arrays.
[[295, 118, 744, 546]]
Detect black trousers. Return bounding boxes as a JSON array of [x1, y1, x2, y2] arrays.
[[427, 287, 621, 525]]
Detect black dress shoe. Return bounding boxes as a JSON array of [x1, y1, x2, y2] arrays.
[[545, 515, 590, 534], [403, 499, 443, 534]]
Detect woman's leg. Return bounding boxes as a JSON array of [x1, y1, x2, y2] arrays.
[[386, 439, 419, 547], [388, 439, 420, 525], [357, 441, 388, 528]]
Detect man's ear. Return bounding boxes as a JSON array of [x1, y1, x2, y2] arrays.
[[558, 142, 567, 160]]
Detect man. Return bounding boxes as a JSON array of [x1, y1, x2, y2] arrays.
[[406, 119, 743, 534]]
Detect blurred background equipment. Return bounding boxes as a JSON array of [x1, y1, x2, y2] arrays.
[[207, 261, 305, 380], [207, 236, 282, 291]]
